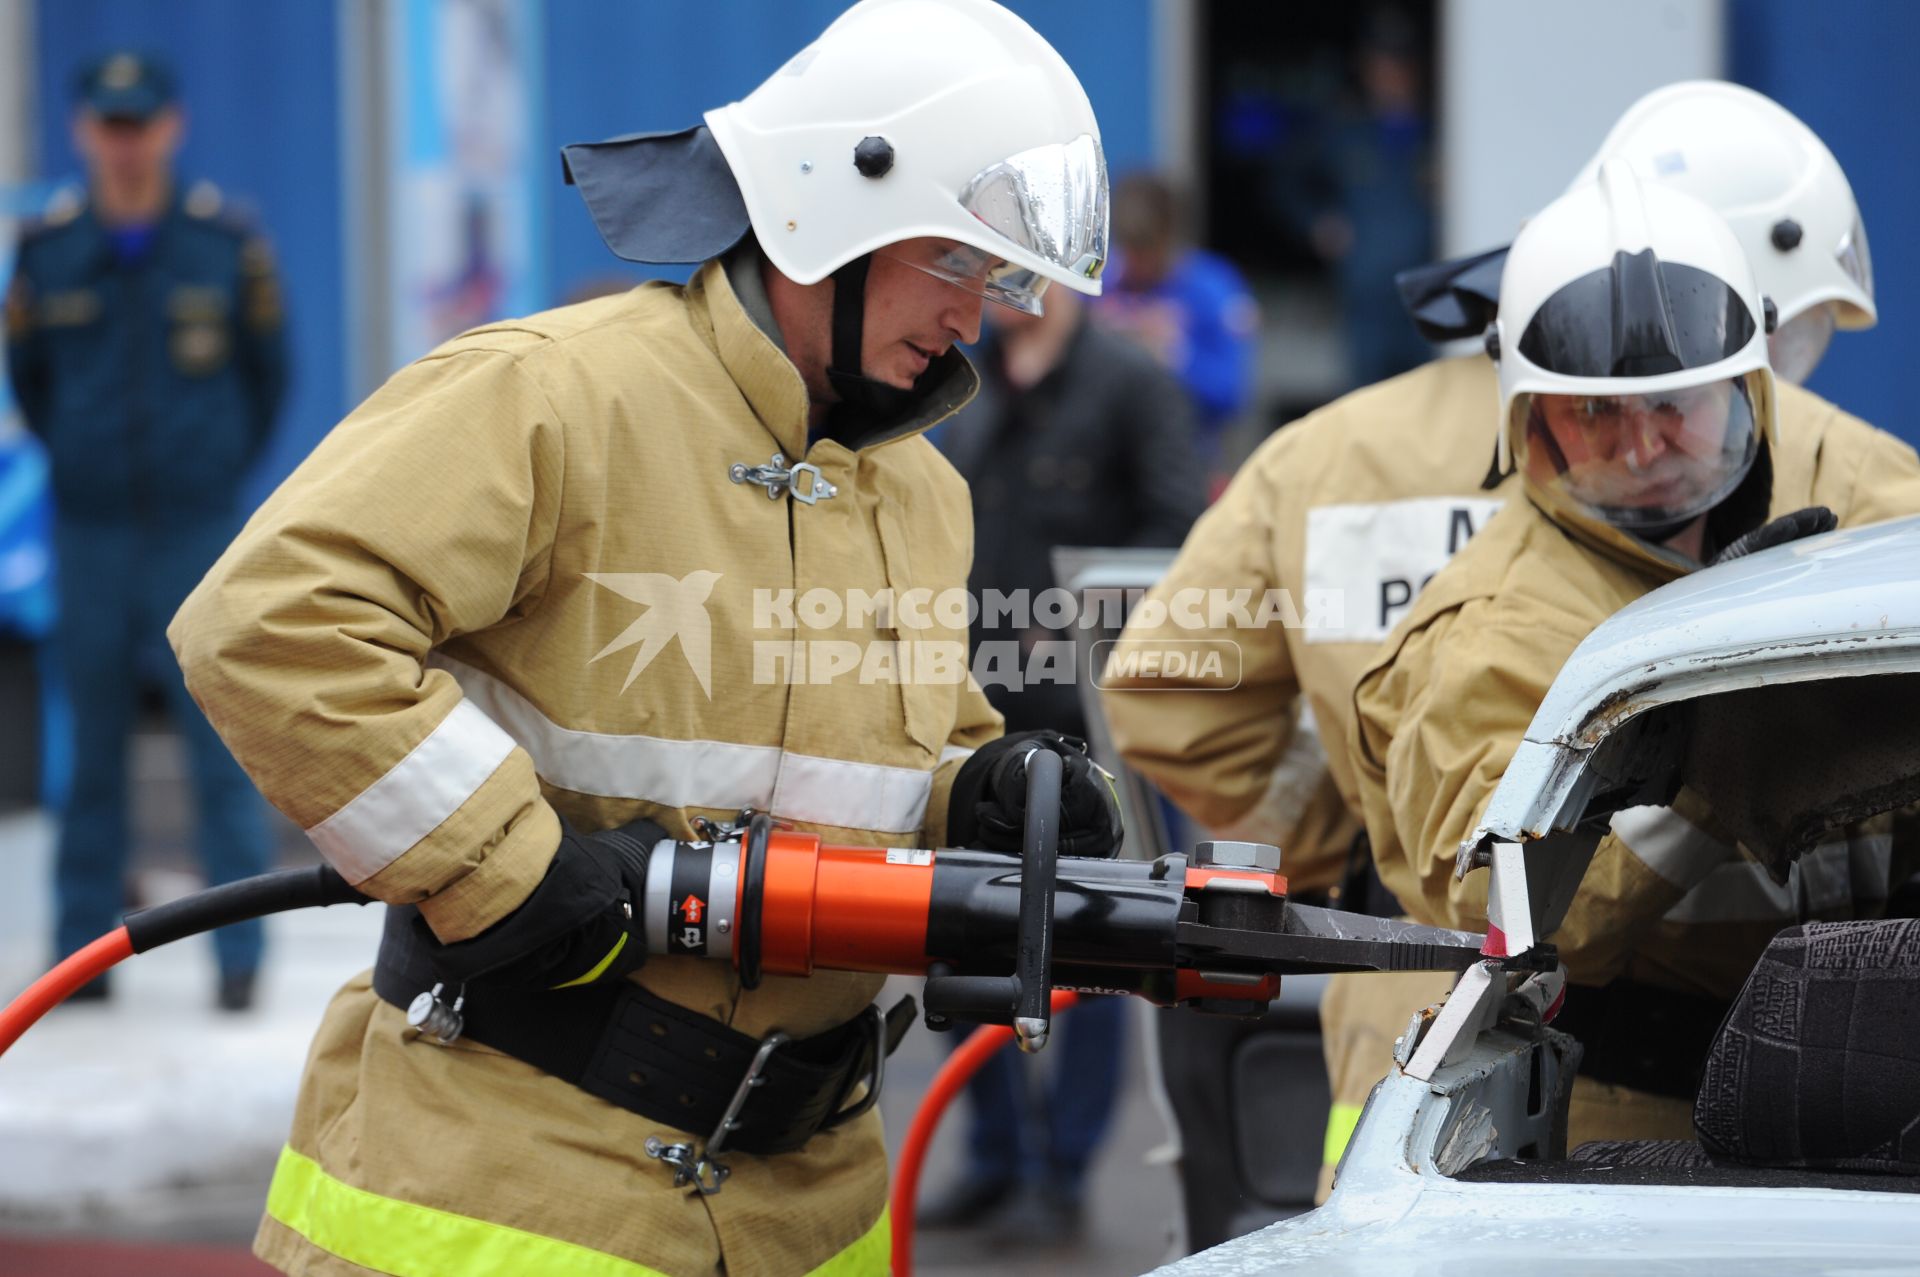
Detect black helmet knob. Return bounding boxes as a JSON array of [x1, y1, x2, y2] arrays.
[[853, 136, 894, 178], [1483, 326, 1501, 362], [1770, 218, 1804, 252]]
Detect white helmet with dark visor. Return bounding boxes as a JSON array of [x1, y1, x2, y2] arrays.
[[1494, 160, 1777, 534]]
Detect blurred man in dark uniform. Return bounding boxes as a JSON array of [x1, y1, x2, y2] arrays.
[[4, 52, 287, 1010]]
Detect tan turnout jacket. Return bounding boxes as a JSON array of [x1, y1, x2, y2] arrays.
[[170, 253, 998, 1276], [1102, 356, 1510, 891]]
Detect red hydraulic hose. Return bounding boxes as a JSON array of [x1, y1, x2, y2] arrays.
[[0, 927, 134, 1058], [891, 990, 1079, 1277], [0, 867, 366, 1063]]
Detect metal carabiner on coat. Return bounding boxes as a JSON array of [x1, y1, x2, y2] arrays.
[[642, 1028, 792, 1195], [690, 807, 758, 843], [691, 807, 791, 844], [642, 1136, 727, 1195], [728, 453, 838, 505]]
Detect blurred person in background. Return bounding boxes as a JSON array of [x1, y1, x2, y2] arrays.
[[1281, 6, 1435, 388], [3, 52, 287, 1012], [924, 284, 1206, 1235], [1094, 171, 1258, 489]]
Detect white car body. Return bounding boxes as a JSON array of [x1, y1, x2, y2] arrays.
[[1154, 515, 1920, 1273]]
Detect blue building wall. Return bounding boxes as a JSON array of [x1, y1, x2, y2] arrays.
[[33, 1, 344, 503], [29, 2, 1903, 454], [1731, 0, 1920, 446], [29, 1, 1155, 475]]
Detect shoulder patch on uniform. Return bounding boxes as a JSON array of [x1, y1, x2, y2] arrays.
[[41, 184, 84, 226], [184, 180, 224, 220]]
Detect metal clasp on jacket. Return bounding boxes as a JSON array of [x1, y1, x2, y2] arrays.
[[691, 807, 791, 844], [644, 1029, 792, 1195], [404, 982, 465, 1044], [729, 453, 837, 504]]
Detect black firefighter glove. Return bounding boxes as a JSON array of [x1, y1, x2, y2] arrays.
[[946, 729, 1124, 858], [1711, 505, 1837, 565], [415, 818, 666, 990]]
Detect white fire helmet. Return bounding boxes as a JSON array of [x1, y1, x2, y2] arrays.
[[702, 0, 1108, 315], [1572, 81, 1872, 383], [1494, 160, 1778, 534]]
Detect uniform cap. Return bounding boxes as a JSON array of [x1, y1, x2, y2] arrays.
[[73, 52, 177, 123]]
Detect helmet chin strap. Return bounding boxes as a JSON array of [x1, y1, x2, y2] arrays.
[[1614, 442, 1773, 554], [1627, 514, 1702, 547], [825, 254, 919, 422]]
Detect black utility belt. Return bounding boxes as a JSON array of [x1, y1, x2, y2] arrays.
[[372, 906, 913, 1160], [1555, 977, 1733, 1100]]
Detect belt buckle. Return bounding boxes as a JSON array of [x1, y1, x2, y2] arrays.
[[644, 1028, 791, 1196]]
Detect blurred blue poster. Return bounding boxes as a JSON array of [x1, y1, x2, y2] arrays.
[[0, 189, 57, 643], [386, 0, 547, 364], [1, 184, 67, 809]]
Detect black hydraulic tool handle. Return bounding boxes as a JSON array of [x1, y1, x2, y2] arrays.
[[1011, 746, 1061, 1054], [123, 864, 371, 953], [4, 866, 370, 1059]]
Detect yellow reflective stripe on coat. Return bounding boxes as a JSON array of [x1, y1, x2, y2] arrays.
[[267, 1144, 891, 1276], [806, 1207, 890, 1276], [267, 1145, 668, 1277], [552, 932, 629, 989], [1322, 1101, 1365, 1167]]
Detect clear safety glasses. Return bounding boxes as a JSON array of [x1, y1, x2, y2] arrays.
[[878, 132, 1110, 315], [874, 239, 1056, 316]]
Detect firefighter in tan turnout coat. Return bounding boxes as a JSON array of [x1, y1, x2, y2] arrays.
[[167, 2, 1121, 1273], [1352, 161, 1920, 1151]]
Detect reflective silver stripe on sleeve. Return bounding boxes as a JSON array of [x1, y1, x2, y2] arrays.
[[433, 653, 935, 835], [1662, 833, 1893, 925], [304, 699, 517, 885], [772, 752, 933, 835], [434, 654, 782, 809], [1608, 804, 1733, 889]]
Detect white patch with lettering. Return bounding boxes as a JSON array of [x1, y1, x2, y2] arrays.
[[1303, 497, 1505, 644], [885, 847, 934, 866]]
